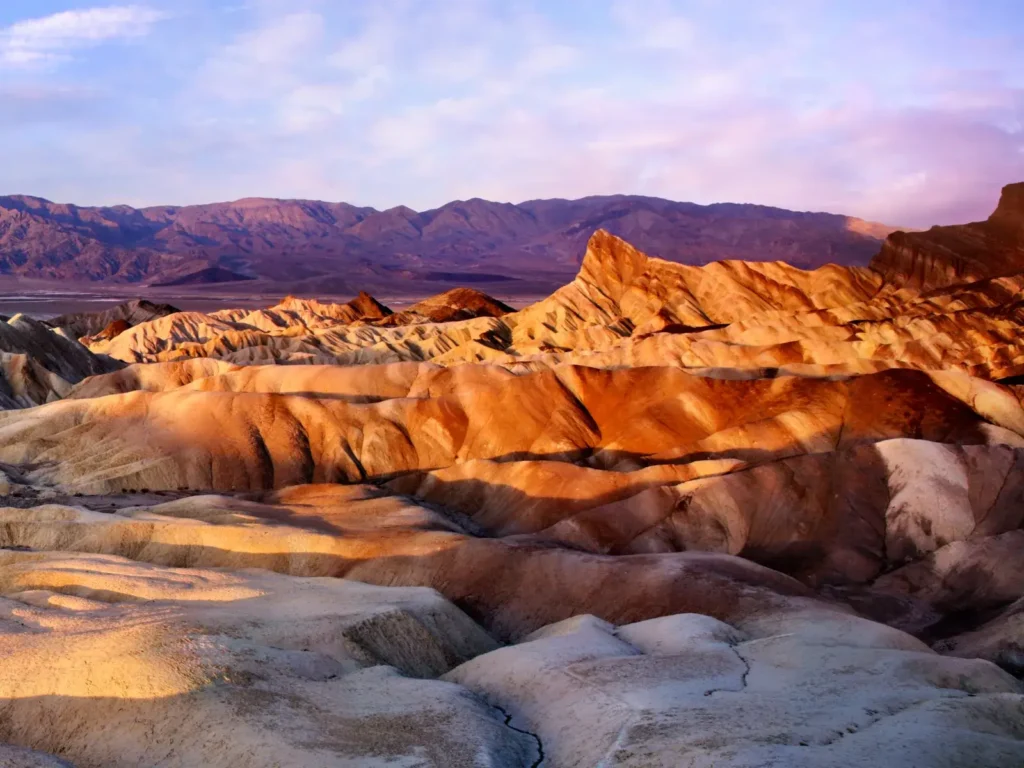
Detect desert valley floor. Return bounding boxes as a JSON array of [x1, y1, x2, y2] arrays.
[[0, 187, 1023, 765]]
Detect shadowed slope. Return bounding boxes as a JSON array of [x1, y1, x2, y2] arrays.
[[50, 299, 180, 338]]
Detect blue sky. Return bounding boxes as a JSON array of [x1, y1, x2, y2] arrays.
[[0, 1, 1021, 226]]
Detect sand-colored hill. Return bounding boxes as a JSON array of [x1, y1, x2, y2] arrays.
[[50, 299, 180, 338], [0, 550, 536, 767]]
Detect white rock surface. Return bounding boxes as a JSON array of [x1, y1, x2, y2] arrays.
[[446, 609, 1024, 767], [0, 552, 534, 767], [0, 746, 73, 767]]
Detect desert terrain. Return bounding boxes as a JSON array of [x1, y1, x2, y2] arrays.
[[0, 184, 1021, 765]]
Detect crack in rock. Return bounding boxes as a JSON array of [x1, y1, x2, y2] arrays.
[[492, 703, 545, 767], [703, 644, 752, 696], [816, 697, 936, 747]]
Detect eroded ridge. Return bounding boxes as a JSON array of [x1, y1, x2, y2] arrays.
[[1, 185, 1024, 764]]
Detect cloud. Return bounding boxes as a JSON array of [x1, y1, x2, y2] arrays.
[[199, 11, 324, 100], [375, 84, 1022, 228], [0, 85, 105, 127], [0, 5, 166, 67], [610, 0, 697, 51], [0, 0, 1019, 228]]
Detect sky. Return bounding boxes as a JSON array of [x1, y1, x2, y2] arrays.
[[0, 1, 1021, 227]]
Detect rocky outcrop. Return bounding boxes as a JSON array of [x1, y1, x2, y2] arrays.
[[0, 491, 815, 641], [379, 288, 514, 325], [270, 291, 393, 324], [0, 366, 1003, 494], [0, 487, 1020, 765], [504, 230, 885, 354], [536, 440, 1024, 586], [0, 315, 112, 383], [50, 298, 181, 339], [89, 319, 131, 343], [936, 596, 1024, 675], [66, 193, 1024, 379], [0, 315, 120, 407], [870, 182, 1024, 291], [65, 358, 241, 399]]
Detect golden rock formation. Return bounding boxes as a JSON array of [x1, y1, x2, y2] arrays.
[[1, 186, 1024, 764]]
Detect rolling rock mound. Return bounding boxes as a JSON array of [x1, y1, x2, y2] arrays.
[[0, 551, 535, 767], [0, 488, 1021, 766], [377, 287, 514, 325], [80, 289, 511, 366], [4, 184, 1024, 764], [50, 299, 180, 339]]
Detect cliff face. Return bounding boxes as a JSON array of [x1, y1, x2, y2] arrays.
[[991, 181, 1024, 233], [871, 183, 1024, 291]]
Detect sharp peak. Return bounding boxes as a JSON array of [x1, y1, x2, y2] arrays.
[[587, 228, 643, 246]]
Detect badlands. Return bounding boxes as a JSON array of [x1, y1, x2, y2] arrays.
[[0, 186, 1022, 765]]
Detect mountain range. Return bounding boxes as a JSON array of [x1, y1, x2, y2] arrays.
[[0, 193, 898, 294]]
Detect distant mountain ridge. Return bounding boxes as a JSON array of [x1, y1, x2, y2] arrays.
[[0, 193, 900, 292]]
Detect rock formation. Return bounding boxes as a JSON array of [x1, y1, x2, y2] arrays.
[[0, 314, 120, 408], [0, 551, 536, 767], [378, 288, 514, 325], [447, 611, 1024, 767], [1, 185, 1024, 764], [49, 299, 180, 339], [870, 182, 1024, 291], [70, 211, 1024, 381]]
